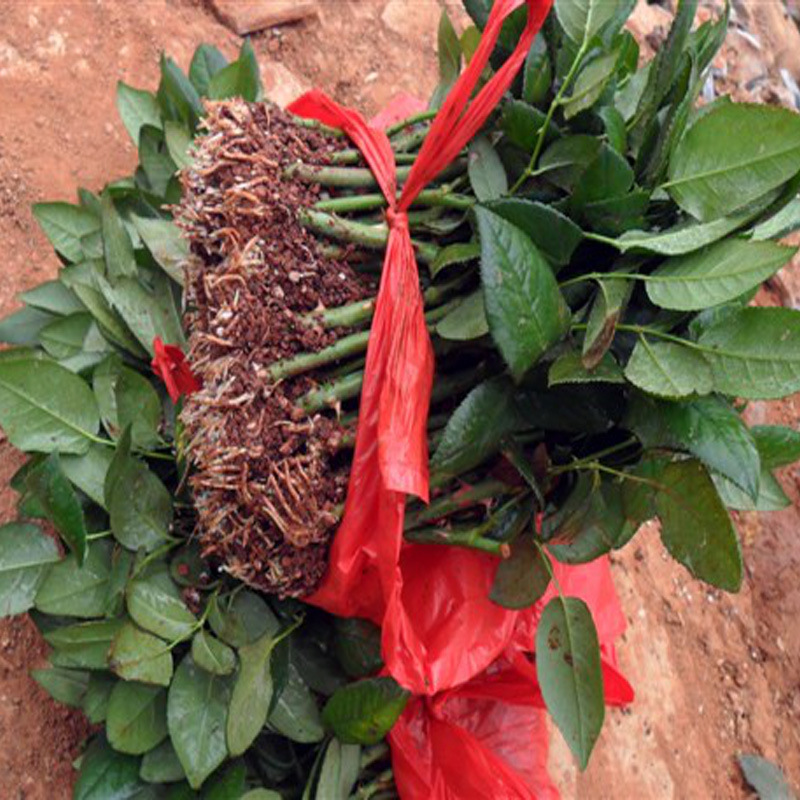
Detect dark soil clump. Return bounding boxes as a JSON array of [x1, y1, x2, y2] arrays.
[[179, 100, 371, 598]]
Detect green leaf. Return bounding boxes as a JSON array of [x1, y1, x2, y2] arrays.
[[168, 655, 233, 789], [241, 792, 281, 800], [322, 677, 409, 746], [334, 618, 383, 679], [110, 623, 173, 686], [430, 241, 480, 278], [117, 82, 162, 144], [101, 193, 138, 281], [468, 136, 508, 202], [563, 51, 617, 119], [107, 450, 172, 553], [437, 9, 461, 85], [159, 55, 204, 126], [32, 665, 90, 707], [126, 577, 196, 641], [39, 313, 105, 361], [624, 339, 712, 398], [582, 272, 633, 369], [432, 377, 520, 476], [0, 355, 100, 454], [627, 394, 760, 500], [33, 202, 103, 263], [82, 673, 116, 724], [94, 356, 162, 448], [139, 126, 178, 197], [611, 211, 756, 255], [549, 351, 624, 385], [536, 596, 604, 769], [164, 122, 193, 171], [556, 0, 624, 44], [208, 40, 261, 102], [485, 198, 583, 269], [45, 619, 122, 670], [189, 44, 229, 95], [0, 307, 56, 346], [477, 207, 570, 379], [208, 591, 278, 648], [490, 536, 551, 609], [652, 459, 743, 590], [571, 145, 634, 210], [751, 425, 800, 469], [502, 100, 548, 153], [107, 681, 168, 755], [523, 36, 551, 105], [599, 106, 627, 153], [645, 239, 795, 311], [317, 739, 361, 800], [74, 736, 144, 800], [140, 739, 186, 784], [191, 631, 236, 676], [19, 280, 85, 316], [713, 469, 789, 512], [227, 629, 281, 755], [738, 754, 797, 800], [698, 307, 800, 399], [268, 663, 325, 744], [0, 522, 60, 617], [667, 103, 800, 222], [131, 216, 188, 286], [751, 197, 800, 241], [539, 135, 602, 191], [35, 540, 112, 618], [61, 445, 114, 509], [436, 290, 489, 340], [25, 452, 87, 563]]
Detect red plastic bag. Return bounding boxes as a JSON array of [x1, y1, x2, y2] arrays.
[[291, 0, 554, 697]]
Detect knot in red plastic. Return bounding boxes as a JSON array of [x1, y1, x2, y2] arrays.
[[385, 207, 408, 233]]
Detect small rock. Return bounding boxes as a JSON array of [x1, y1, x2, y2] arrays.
[[211, 0, 319, 36]]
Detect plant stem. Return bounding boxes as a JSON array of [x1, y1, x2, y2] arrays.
[[314, 188, 473, 214], [287, 163, 413, 188], [385, 110, 438, 136], [509, 42, 589, 195], [298, 208, 439, 264], [404, 524, 508, 555], [298, 371, 364, 412], [548, 437, 639, 476], [404, 478, 510, 529], [329, 150, 417, 166], [558, 271, 644, 289]]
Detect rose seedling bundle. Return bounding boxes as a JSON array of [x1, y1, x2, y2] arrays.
[[1, 0, 800, 796]]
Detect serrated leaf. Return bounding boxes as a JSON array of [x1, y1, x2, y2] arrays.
[[0, 354, 100, 454], [698, 307, 800, 399], [502, 100, 548, 152], [110, 623, 173, 686], [45, 619, 122, 671], [563, 51, 617, 119], [624, 338, 712, 398], [33, 202, 103, 263], [549, 351, 624, 385], [627, 394, 760, 500], [25, 452, 87, 563], [322, 677, 409, 746], [168, 655, 233, 789], [536, 596, 604, 769], [651, 458, 743, 590], [35, 540, 112, 618], [140, 738, 186, 784], [107, 681, 168, 755], [490, 536, 551, 609], [477, 207, 570, 379], [117, 82, 162, 144], [432, 377, 520, 476], [645, 239, 795, 311], [666, 103, 800, 222], [126, 576, 196, 641], [131, 216, 188, 286], [523, 36, 551, 105], [556, 0, 624, 45], [0, 522, 60, 617], [468, 136, 508, 202]]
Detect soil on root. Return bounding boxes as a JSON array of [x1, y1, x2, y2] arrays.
[[180, 100, 372, 598]]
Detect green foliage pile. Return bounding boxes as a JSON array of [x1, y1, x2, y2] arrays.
[[0, 0, 799, 794]]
